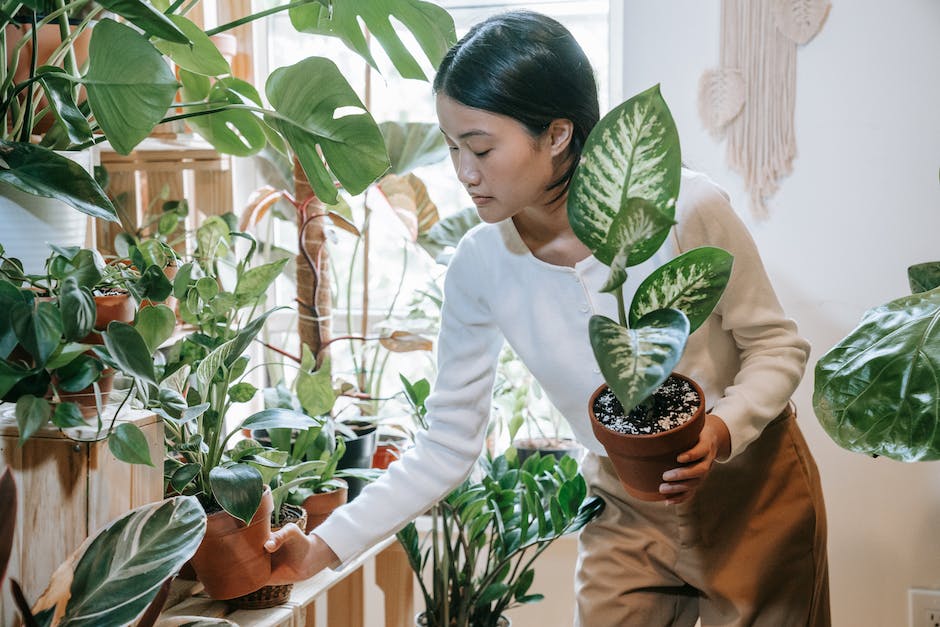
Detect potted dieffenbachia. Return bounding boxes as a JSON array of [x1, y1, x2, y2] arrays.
[[814, 261, 940, 461], [567, 85, 734, 500]]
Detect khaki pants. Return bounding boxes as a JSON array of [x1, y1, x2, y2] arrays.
[[575, 412, 830, 627]]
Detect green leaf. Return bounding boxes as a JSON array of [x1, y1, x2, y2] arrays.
[[185, 78, 267, 157], [58, 278, 96, 342], [195, 277, 219, 302], [195, 216, 231, 265], [154, 15, 229, 76], [102, 321, 156, 385], [45, 343, 91, 370], [60, 496, 206, 627], [0, 141, 117, 222], [475, 582, 510, 607], [297, 348, 334, 416], [289, 0, 456, 80], [136, 305, 176, 354], [209, 464, 263, 524], [265, 56, 389, 204], [54, 354, 100, 392], [134, 265, 173, 302], [0, 282, 28, 358], [52, 402, 87, 428], [15, 395, 50, 443], [194, 309, 278, 397], [13, 300, 62, 366], [36, 68, 93, 144], [418, 207, 481, 264], [589, 309, 689, 415], [909, 262, 940, 294], [234, 257, 289, 306], [629, 246, 734, 333], [97, 0, 191, 43], [228, 382, 258, 403], [599, 197, 676, 293], [240, 408, 319, 432], [55, 249, 104, 290], [169, 463, 201, 493], [108, 423, 154, 466], [379, 121, 448, 175], [83, 19, 180, 155], [814, 287, 940, 461], [568, 84, 682, 266]]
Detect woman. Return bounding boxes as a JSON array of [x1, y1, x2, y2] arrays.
[[266, 11, 830, 626]]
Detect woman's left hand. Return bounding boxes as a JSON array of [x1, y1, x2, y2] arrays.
[[658, 413, 731, 505]]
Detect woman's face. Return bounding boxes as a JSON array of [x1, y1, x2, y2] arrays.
[[436, 94, 563, 223]]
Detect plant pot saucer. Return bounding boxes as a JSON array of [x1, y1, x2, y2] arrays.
[[588, 372, 706, 501]]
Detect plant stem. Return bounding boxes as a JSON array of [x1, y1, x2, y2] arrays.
[[205, 0, 313, 37], [616, 287, 627, 328]]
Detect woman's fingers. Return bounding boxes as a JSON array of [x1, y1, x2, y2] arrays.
[[264, 522, 303, 552]]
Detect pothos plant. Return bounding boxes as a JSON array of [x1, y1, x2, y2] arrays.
[[814, 261, 940, 461], [566, 84, 734, 415]]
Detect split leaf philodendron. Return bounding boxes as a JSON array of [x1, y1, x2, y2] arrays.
[[814, 261, 940, 461], [568, 84, 734, 415]]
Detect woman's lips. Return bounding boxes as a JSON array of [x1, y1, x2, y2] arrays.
[[471, 195, 493, 206]]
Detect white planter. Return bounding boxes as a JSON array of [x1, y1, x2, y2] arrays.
[[0, 149, 97, 274]]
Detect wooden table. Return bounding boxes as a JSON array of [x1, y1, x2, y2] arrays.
[[160, 536, 415, 627]]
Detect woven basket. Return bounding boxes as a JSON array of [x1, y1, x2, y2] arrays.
[[227, 504, 308, 610]]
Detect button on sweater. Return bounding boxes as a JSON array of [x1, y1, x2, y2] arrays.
[[314, 169, 810, 566]]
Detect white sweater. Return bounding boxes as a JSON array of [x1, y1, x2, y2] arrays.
[[314, 170, 810, 565]]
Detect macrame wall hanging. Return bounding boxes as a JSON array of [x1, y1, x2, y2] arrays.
[[699, 0, 831, 216]]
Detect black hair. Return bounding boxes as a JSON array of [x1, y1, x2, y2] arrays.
[[433, 11, 600, 200]]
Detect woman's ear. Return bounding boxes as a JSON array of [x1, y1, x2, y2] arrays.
[[547, 119, 574, 157]]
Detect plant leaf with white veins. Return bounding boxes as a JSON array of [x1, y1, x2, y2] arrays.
[[600, 197, 676, 293], [629, 247, 734, 333], [590, 309, 689, 414], [60, 496, 205, 627], [568, 84, 681, 268]]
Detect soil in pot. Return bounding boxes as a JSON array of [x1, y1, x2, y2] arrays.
[[302, 480, 348, 533], [189, 488, 274, 600], [228, 503, 308, 610], [589, 373, 705, 502]]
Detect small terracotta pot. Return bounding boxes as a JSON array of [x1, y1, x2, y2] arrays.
[[228, 503, 308, 610], [301, 480, 348, 533], [94, 292, 136, 331], [371, 443, 401, 469], [190, 488, 274, 600], [588, 373, 706, 501]]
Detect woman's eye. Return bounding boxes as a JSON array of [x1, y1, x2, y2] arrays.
[[447, 145, 458, 152], [473, 150, 491, 157]]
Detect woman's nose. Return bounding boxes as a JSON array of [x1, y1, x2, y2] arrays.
[[457, 156, 481, 188]]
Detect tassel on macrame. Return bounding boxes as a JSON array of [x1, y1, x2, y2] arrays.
[[699, 0, 830, 217]]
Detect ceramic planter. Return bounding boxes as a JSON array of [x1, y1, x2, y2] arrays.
[[301, 479, 348, 533], [514, 437, 582, 466], [415, 612, 510, 627], [588, 373, 706, 501], [228, 503, 308, 609], [189, 488, 274, 600], [337, 421, 377, 500]]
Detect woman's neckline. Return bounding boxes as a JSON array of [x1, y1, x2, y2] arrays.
[[504, 217, 596, 272]]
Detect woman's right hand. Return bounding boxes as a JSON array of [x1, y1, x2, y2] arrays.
[[264, 525, 340, 585]]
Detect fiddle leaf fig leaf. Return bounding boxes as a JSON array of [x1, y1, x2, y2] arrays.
[[814, 287, 940, 461], [589, 309, 689, 415], [630, 247, 734, 333], [209, 464, 263, 524], [289, 0, 456, 80], [568, 84, 681, 267], [908, 262, 940, 294], [61, 496, 206, 627], [265, 56, 389, 204], [83, 19, 180, 155]]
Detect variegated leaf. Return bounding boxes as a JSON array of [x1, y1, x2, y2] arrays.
[[569, 84, 682, 267], [908, 262, 940, 294], [629, 247, 734, 333], [60, 497, 206, 627], [600, 197, 676, 293], [590, 309, 689, 414]]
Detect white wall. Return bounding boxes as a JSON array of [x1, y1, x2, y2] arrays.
[[619, 1, 940, 625]]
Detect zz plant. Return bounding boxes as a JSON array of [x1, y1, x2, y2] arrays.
[[566, 84, 734, 415], [814, 261, 940, 461]]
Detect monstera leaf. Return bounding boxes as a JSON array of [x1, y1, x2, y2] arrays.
[[814, 287, 940, 462], [289, 0, 456, 80], [265, 57, 389, 204], [630, 247, 734, 333], [83, 19, 180, 155], [58, 496, 205, 627], [590, 309, 689, 415], [568, 84, 682, 268], [380, 121, 449, 175]]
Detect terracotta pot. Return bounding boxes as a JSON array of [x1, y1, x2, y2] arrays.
[[55, 368, 115, 418], [301, 480, 348, 533], [94, 292, 136, 331], [190, 488, 274, 600], [588, 373, 706, 501], [228, 503, 308, 610], [371, 443, 401, 469]]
